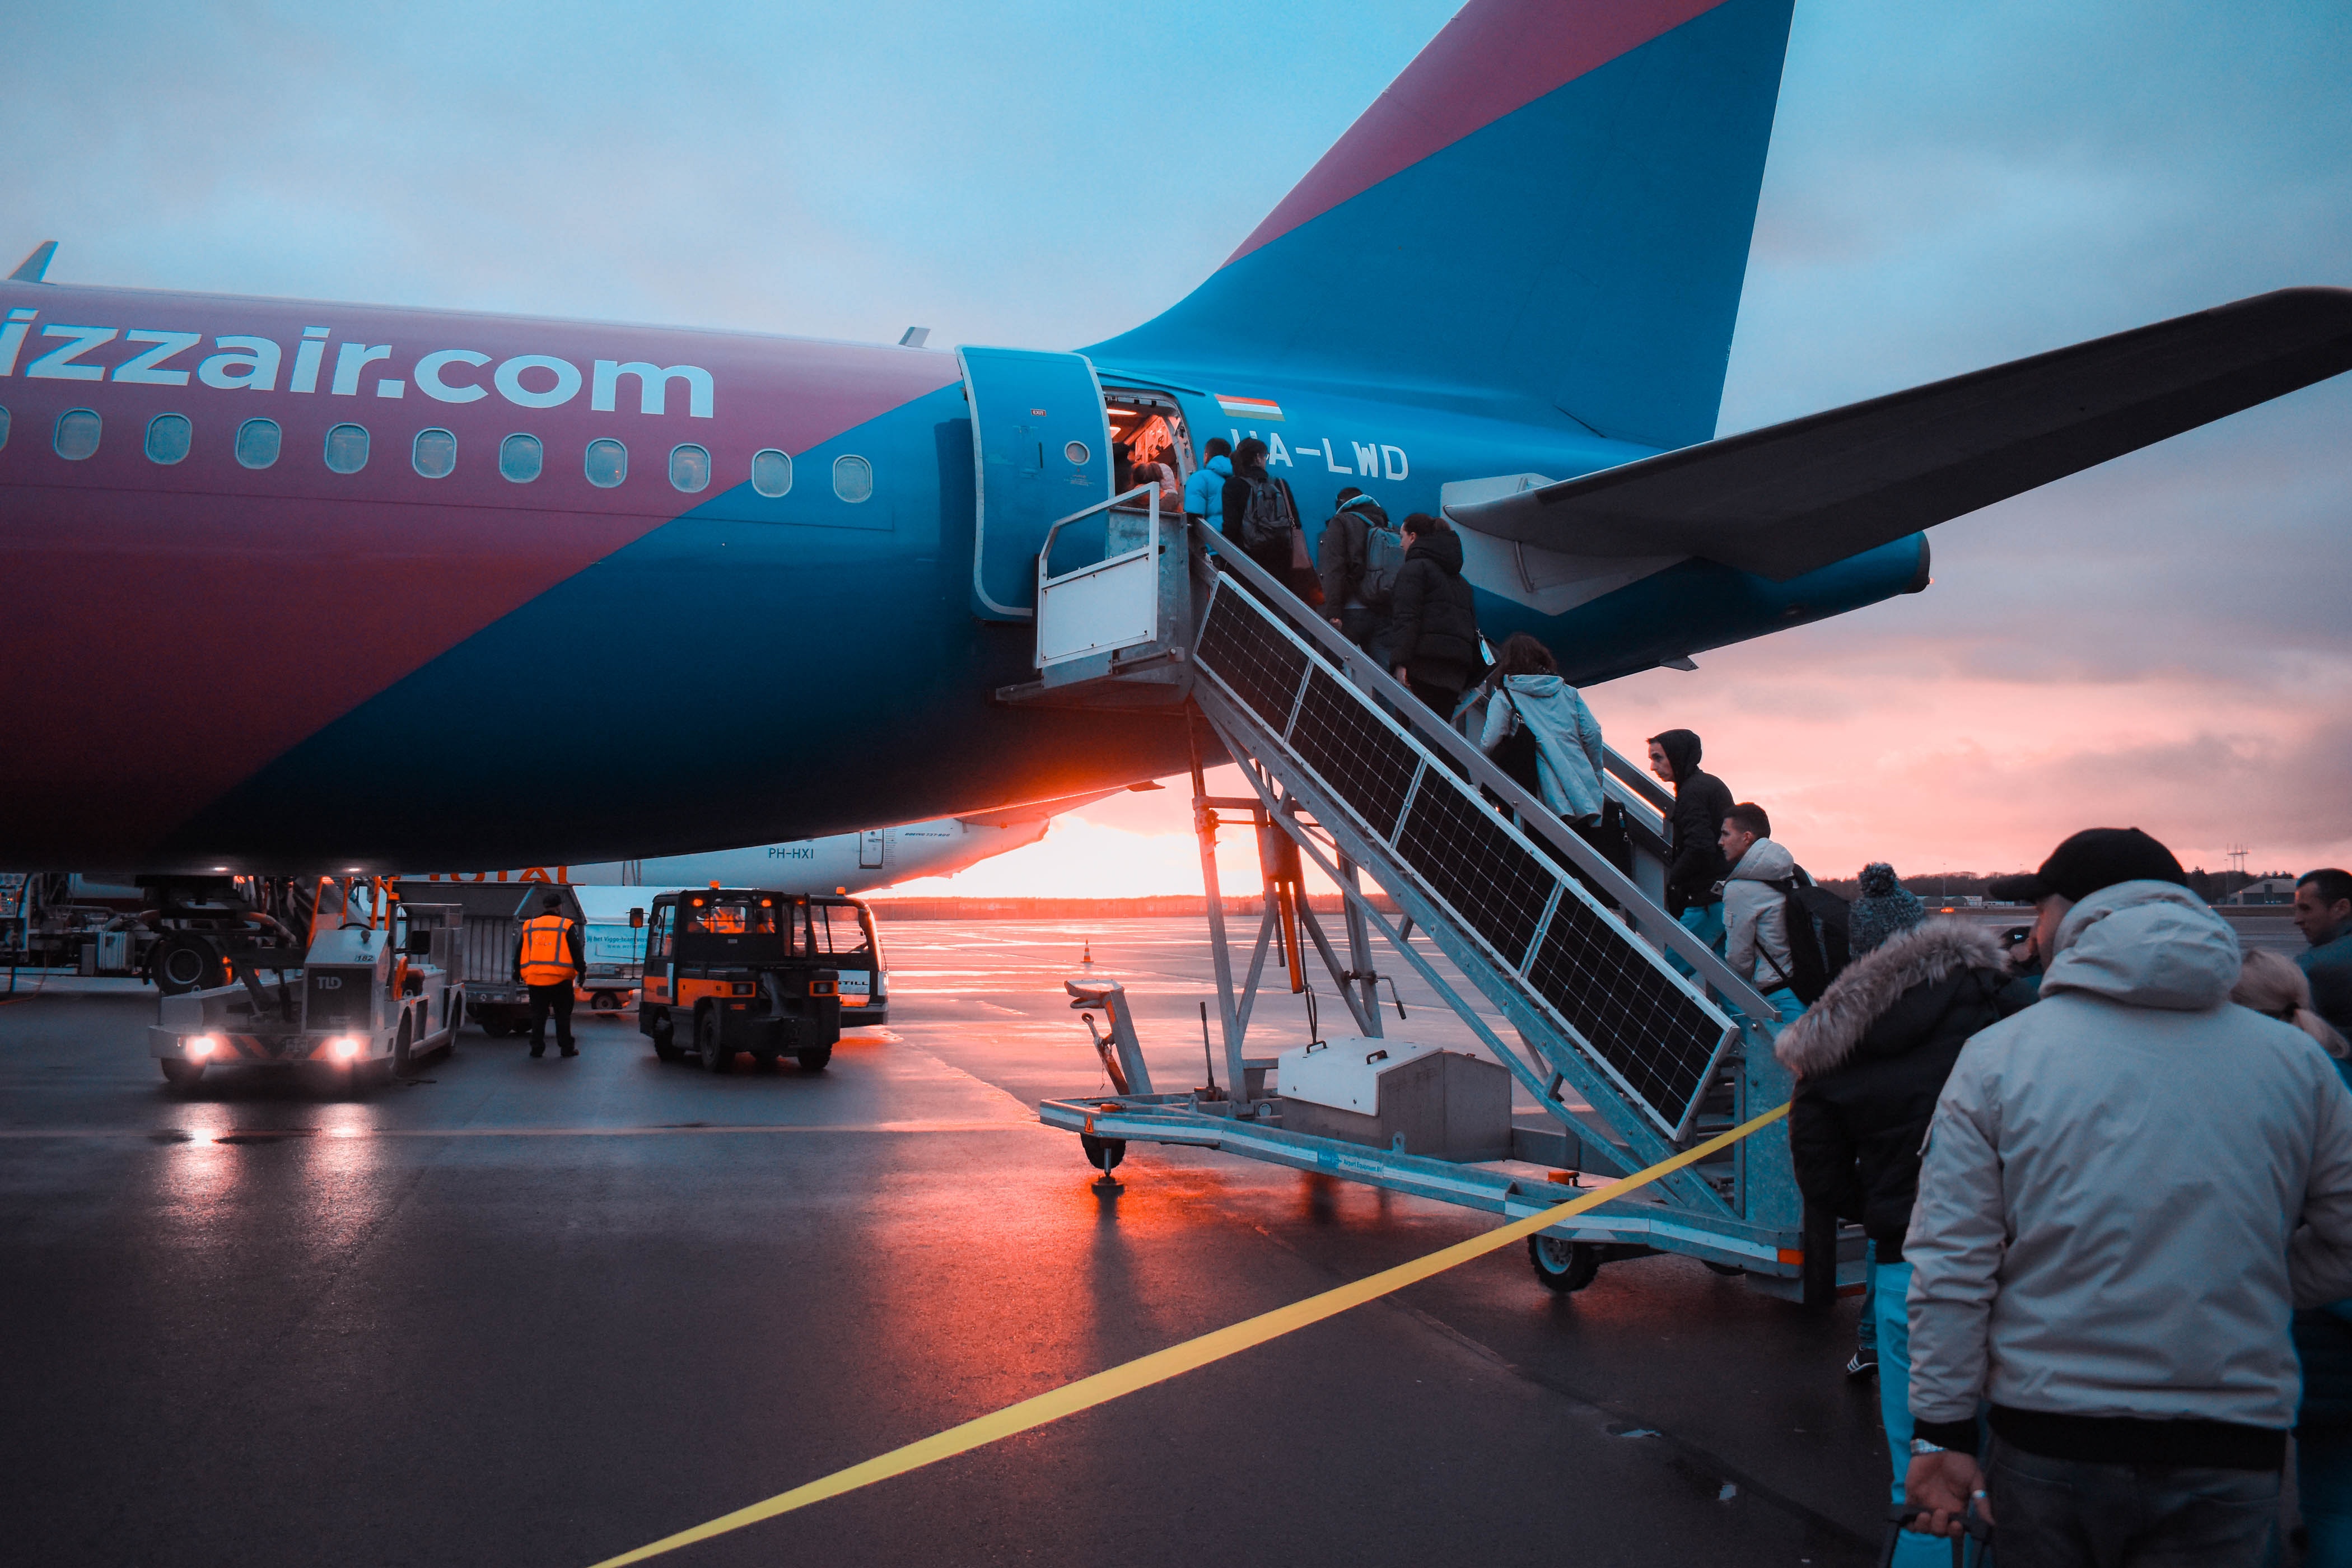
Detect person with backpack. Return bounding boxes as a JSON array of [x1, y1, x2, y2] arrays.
[[1221, 436, 1316, 602], [1317, 487, 1400, 658], [1184, 437, 1233, 526], [1777, 914, 2020, 1567], [1647, 729, 1733, 974], [1476, 633, 1619, 903], [1386, 512, 1480, 719], [1718, 801, 1807, 1025]]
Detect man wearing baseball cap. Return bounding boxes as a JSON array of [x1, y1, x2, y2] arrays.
[[1902, 828, 2352, 1564]]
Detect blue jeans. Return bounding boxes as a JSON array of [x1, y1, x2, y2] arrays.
[[1874, 1261, 1952, 1567], [1856, 1239, 1878, 1352], [1987, 1436, 2277, 1566], [1670, 901, 1724, 978], [2304, 1429, 2352, 1566]]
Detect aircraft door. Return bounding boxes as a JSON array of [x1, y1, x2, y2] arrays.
[[858, 830, 885, 870], [958, 346, 1111, 620]]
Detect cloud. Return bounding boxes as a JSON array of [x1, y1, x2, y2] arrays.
[[4, 1, 2347, 889]]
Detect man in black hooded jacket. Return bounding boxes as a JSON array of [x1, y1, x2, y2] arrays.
[[1777, 917, 2019, 1565], [1647, 728, 1732, 968], [1387, 513, 1479, 717]]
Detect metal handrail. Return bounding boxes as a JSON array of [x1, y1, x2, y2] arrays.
[[1187, 521, 1779, 1025], [1601, 772, 1670, 855], [1604, 746, 1677, 815], [1035, 483, 1162, 600]]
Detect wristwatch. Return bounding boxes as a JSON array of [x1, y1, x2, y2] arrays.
[[1910, 1438, 1948, 1456]]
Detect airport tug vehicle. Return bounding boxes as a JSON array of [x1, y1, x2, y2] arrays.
[[150, 878, 463, 1089], [1015, 503, 1863, 1303], [637, 888, 843, 1072]]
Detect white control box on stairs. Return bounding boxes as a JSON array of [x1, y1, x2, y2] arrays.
[[1276, 1037, 1512, 1161]]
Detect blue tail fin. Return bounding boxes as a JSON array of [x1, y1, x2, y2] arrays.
[[1088, 0, 1795, 451]]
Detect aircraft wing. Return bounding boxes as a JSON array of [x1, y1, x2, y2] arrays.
[[1446, 287, 2352, 581], [955, 783, 1159, 829]]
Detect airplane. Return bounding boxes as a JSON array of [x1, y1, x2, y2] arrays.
[[410, 789, 1135, 894], [3, 0, 2348, 875]]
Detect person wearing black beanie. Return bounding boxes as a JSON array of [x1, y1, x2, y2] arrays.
[[1850, 864, 1928, 956]]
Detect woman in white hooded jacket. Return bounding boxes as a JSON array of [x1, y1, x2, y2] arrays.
[[1477, 633, 1606, 822], [1477, 634, 1617, 904]]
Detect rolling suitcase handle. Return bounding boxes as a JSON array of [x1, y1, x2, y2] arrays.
[[1880, 1498, 1993, 1567]]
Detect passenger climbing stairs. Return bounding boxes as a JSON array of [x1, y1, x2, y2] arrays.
[[1003, 488, 1848, 1298]]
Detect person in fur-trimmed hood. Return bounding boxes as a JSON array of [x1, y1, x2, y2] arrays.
[[1777, 916, 2017, 1567], [1780, 918, 2017, 1244]]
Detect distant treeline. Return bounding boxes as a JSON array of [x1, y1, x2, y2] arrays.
[[1812, 869, 2290, 904], [1811, 872, 2022, 902]]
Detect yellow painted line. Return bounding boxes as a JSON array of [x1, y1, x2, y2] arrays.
[[0, 1121, 1035, 1140], [586, 1101, 1791, 1567]]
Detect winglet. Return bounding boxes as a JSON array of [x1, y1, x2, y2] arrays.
[[8, 241, 57, 283]]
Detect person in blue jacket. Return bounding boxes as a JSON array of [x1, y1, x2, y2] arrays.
[[1183, 437, 1232, 525]]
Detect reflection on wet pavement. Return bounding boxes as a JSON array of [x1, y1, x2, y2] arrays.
[[0, 918, 1887, 1567]]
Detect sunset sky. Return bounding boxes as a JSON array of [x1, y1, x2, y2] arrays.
[[10, 1, 2347, 897]]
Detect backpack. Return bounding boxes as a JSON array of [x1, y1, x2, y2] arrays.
[[1487, 691, 1545, 799], [1240, 475, 1298, 551], [1359, 520, 1406, 608], [1761, 867, 1851, 1004]]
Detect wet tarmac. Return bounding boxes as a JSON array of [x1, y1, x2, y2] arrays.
[[3, 918, 1922, 1567]]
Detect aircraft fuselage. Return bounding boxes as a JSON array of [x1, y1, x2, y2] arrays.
[[0, 280, 1926, 870]]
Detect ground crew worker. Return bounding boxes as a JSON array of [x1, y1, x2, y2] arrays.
[[514, 892, 586, 1058]]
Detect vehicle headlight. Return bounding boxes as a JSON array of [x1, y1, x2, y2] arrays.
[[185, 1035, 218, 1059], [332, 1036, 362, 1061]]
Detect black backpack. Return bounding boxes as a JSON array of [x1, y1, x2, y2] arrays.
[[1487, 691, 1545, 799], [1762, 867, 1851, 1004], [1240, 475, 1297, 551]]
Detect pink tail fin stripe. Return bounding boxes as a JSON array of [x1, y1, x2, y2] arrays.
[[1227, 0, 1728, 266]]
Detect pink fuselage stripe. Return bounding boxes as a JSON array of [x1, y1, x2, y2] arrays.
[[0, 282, 958, 855], [1227, 0, 1727, 266]]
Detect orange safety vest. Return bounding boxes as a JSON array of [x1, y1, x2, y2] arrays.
[[518, 914, 578, 986]]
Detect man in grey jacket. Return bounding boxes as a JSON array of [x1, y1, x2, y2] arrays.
[[1719, 802, 1802, 1024], [1903, 828, 2352, 1564]]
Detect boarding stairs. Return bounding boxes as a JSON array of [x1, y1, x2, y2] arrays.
[[1005, 488, 1843, 1297]]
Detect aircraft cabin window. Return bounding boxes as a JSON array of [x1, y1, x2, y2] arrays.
[[324, 423, 370, 474], [833, 454, 873, 503], [750, 448, 792, 498], [584, 437, 627, 488], [144, 414, 193, 465], [668, 443, 710, 493], [53, 408, 101, 461], [0, 405, 13, 450], [234, 418, 282, 469], [1064, 440, 1090, 466], [413, 427, 457, 479], [500, 433, 543, 483]]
